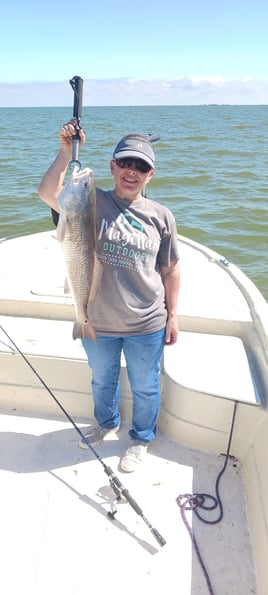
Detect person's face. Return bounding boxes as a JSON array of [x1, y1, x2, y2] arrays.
[[110, 158, 154, 200]]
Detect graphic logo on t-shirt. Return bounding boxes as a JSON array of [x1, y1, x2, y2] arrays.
[[122, 212, 145, 233], [97, 212, 159, 273]]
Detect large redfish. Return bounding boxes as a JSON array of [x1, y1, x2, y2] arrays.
[[57, 166, 102, 341]]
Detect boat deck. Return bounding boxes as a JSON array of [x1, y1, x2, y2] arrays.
[[1, 230, 266, 593], [0, 413, 257, 595]]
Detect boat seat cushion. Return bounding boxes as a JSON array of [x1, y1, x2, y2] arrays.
[[164, 332, 260, 405]]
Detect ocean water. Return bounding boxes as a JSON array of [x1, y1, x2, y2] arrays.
[[0, 105, 267, 300]]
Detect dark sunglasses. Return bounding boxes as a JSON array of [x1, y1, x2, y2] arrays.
[[114, 157, 151, 173]]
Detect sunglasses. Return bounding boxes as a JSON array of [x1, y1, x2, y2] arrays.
[[114, 158, 152, 173]]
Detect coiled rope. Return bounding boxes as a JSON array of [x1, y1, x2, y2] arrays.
[[176, 400, 238, 595]]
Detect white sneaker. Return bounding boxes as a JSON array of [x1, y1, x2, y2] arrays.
[[119, 441, 148, 473], [79, 424, 119, 449]]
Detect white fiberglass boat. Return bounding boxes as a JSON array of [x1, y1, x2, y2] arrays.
[[0, 230, 267, 595]]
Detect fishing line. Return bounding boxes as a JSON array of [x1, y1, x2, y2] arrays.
[[0, 322, 166, 547]]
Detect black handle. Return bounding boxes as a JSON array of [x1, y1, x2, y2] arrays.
[[151, 528, 166, 547], [70, 75, 83, 122], [69, 76, 84, 167]]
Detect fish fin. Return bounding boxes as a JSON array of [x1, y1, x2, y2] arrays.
[[88, 257, 103, 303], [57, 214, 67, 242], [63, 276, 70, 294], [73, 320, 97, 342]]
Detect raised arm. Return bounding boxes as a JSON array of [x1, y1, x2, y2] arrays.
[[38, 121, 86, 212]]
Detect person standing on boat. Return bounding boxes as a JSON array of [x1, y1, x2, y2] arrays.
[[38, 122, 180, 472]]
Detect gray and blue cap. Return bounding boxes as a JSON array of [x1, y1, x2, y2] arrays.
[[113, 135, 155, 169]]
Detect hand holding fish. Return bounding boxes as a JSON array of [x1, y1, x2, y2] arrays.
[[38, 120, 86, 213], [59, 119, 86, 155]]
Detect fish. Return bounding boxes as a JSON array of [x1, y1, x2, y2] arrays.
[[57, 166, 102, 341]]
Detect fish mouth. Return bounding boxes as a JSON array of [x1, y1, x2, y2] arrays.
[[72, 167, 91, 183]]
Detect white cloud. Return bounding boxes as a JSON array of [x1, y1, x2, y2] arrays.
[[1, 77, 268, 107]]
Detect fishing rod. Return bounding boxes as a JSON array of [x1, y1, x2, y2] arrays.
[[49, 76, 83, 226], [69, 75, 84, 169], [0, 323, 166, 548]]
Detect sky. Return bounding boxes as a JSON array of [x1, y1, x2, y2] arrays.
[[1, 0, 268, 106]]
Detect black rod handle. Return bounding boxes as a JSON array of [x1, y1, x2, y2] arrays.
[[70, 75, 83, 121], [151, 528, 166, 547], [69, 75, 84, 167]]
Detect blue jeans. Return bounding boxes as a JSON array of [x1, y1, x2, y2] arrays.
[[81, 328, 165, 443]]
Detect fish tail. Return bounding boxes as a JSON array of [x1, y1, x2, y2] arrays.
[[73, 320, 97, 342]]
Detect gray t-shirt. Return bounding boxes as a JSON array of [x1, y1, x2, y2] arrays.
[[88, 189, 179, 335]]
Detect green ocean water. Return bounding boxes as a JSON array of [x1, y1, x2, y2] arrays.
[[0, 105, 267, 300]]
